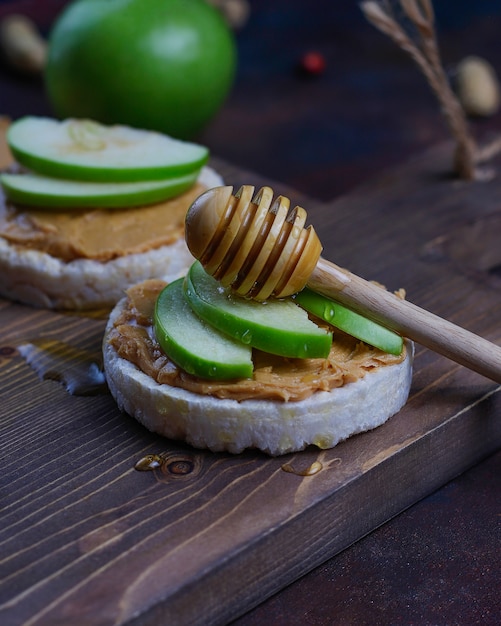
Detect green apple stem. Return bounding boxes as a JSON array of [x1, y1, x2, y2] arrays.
[[308, 257, 501, 384]]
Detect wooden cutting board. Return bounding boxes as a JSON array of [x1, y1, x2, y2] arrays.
[[1, 146, 500, 626]]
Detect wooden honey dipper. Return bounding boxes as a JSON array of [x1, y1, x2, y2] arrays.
[[185, 185, 501, 383]]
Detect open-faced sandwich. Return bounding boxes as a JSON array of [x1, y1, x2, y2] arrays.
[[0, 116, 223, 309], [103, 256, 413, 456]]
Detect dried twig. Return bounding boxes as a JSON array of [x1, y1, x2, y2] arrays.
[[361, 0, 501, 180]]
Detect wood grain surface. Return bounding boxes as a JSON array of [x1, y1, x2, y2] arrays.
[[1, 148, 501, 626]]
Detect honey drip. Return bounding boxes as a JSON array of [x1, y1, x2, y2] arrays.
[[18, 338, 106, 396], [281, 460, 323, 476], [134, 451, 200, 481], [134, 454, 163, 471]]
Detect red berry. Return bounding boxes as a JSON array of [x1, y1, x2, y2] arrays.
[[298, 51, 326, 76]]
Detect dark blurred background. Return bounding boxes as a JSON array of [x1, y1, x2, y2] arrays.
[[1, 0, 501, 201], [1, 1, 500, 624]]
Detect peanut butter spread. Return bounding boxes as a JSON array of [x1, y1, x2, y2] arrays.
[[0, 118, 12, 168], [0, 120, 205, 261], [0, 182, 206, 261], [108, 280, 406, 402]]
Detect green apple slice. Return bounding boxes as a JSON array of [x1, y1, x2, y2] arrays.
[[154, 278, 253, 380], [294, 287, 403, 355], [7, 117, 209, 182], [184, 261, 332, 359], [0, 170, 198, 209]]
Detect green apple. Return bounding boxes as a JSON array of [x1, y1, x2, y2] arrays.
[[294, 288, 403, 355], [7, 117, 208, 182], [184, 261, 332, 359], [45, 0, 236, 139], [0, 170, 198, 209], [154, 278, 253, 380]]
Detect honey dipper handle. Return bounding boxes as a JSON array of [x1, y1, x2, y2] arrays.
[[308, 257, 501, 384]]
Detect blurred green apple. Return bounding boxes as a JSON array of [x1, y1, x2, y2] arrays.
[[45, 0, 237, 139]]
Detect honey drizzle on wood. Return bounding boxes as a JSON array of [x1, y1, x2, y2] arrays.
[[281, 460, 323, 476], [18, 338, 106, 395], [134, 451, 199, 480]]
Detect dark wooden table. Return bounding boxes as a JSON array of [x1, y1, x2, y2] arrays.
[[1, 1, 500, 624]]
